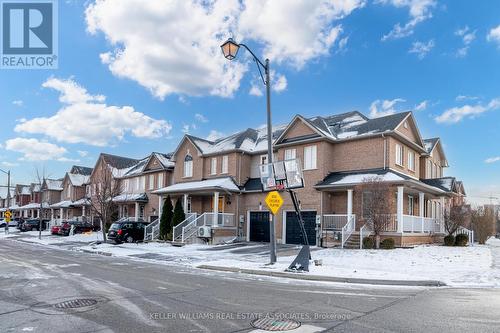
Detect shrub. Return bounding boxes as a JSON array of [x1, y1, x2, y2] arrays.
[[362, 236, 374, 249], [444, 235, 455, 246], [455, 233, 468, 246], [380, 238, 395, 249]]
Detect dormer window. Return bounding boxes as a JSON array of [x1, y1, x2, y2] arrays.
[[184, 155, 193, 178]]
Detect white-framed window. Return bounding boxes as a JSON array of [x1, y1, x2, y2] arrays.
[[284, 148, 296, 160], [303, 145, 317, 170], [221, 155, 228, 174], [408, 151, 415, 171], [184, 155, 193, 178], [211, 157, 217, 175], [157, 173, 164, 188], [135, 177, 140, 191], [396, 144, 404, 166], [432, 163, 437, 178], [408, 196, 414, 215], [149, 174, 154, 190], [427, 160, 432, 178], [259, 154, 268, 175]]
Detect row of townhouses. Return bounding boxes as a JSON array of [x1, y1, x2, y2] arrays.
[[0, 111, 466, 247]]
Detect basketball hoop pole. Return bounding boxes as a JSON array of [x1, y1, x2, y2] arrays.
[[265, 59, 277, 265]]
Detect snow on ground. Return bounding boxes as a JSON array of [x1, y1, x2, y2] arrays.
[[8, 230, 103, 245], [76, 240, 500, 288]]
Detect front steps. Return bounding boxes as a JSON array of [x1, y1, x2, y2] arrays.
[[343, 232, 360, 249]]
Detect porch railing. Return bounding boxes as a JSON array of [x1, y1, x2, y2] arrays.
[[173, 213, 197, 242], [322, 214, 349, 230], [144, 218, 160, 241], [454, 226, 474, 247], [402, 215, 442, 233], [359, 224, 372, 249], [180, 213, 235, 244], [341, 215, 356, 248]]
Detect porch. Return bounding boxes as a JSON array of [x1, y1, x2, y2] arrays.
[[151, 177, 240, 243], [49, 199, 91, 226]]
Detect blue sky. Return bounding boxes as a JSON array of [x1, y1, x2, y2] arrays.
[[0, 0, 499, 204]]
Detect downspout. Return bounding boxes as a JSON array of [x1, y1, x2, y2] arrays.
[[236, 152, 244, 240], [382, 134, 387, 170]]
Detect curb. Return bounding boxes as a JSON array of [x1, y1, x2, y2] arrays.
[[80, 249, 112, 256], [197, 265, 446, 287]]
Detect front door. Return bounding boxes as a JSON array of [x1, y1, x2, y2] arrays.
[[249, 211, 270, 242], [285, 211, 317, 245]]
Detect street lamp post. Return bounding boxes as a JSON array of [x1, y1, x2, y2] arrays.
[[221, 38, 277, 264], [0, 168, 11, 234]]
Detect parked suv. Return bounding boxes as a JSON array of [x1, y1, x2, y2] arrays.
[[20, 219, 48, 232], [107, 220, 147, 244]]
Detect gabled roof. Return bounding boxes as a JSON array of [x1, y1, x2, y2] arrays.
[[422, 137, 449, 167], [70, 165, 93, 175], [101, 153, 140, 170], [120, 152, 174, 178], [421, 177, 464, 195], [67, 173, 90, 187], [30, 183, 41, 192], [15, 184, 31, 196], [43, 179, 63, 191]]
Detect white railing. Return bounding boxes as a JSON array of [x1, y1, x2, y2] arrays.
[[144, 218, 160, 241], [173, 213, 197, 242], [359, 224, 372, 249], [323, 214, 349, 230], [180, 213, 235, 244], [402, 215, 442, 233], [454, 226, 474, 247], [341, 215, 356, 249]]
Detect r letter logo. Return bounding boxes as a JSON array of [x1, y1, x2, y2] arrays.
[[1, 0, 58, 69]]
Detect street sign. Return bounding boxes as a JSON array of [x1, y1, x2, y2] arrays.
[[265, 191, 284, 215], [5, 210, 12, 222]]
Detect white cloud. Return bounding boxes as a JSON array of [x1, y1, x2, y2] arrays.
[[12, 100, 23, 107], [182, 125, 191, 134], [85, 0, 363, 99], [485, 156, 500, 164], [408, 39, 435, 59], [1, 161, 19, 167], [337, 36, 349, 52], [15, 78, 172, 147], [455, 26, 476, 57], [378, 0, 436, 41], [206, 130, 225, 141], [249, 84, 263, 97], [456, 95, 479, 102], [77, 150, 88, 157], [414, 100, 428, 111], [435, 98, 500, 124], [487, 25, 500, 46], [369, 98, 406, 118], [249, 70, 287, 97], [272, 72, 287, 92], [4, 138, 70, 161], [195, 113, 208, 123]]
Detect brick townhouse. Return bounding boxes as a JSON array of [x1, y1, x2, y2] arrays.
[[153, 111, 465, 247]]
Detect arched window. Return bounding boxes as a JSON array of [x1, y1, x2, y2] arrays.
[[184, 155, 193, 177]]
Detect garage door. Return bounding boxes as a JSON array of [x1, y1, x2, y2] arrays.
[[285, 211, 317, 245], [249, 212, 270, 242]]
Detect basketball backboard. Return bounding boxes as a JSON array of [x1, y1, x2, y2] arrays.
[[260, 158, 304, 191]]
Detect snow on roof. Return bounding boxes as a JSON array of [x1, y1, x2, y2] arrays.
[[73, 198, 90, 206], [68, 173, 90, 186], [153, 177, 240, 194], [153, 152, 175, 168], [18, 185, 31, 195], [423, 138, 439, 154], [45, 179, 63, 191], [50, 200, 73, 208], [112, 193, 148, 202], [18, 202, 50, 210], [323, 172, 405, 186]]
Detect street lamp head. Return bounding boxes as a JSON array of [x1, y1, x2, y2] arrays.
[[220, 38, 240, 60]]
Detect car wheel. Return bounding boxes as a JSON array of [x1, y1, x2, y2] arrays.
[[126, 236, 134, 243]]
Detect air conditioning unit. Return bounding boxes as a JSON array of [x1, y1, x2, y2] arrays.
[[197, 226, 212, 238]]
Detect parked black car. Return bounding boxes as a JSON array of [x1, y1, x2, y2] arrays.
[[107, 220, 148, 244], [20, 219, 49, 232], [58, 220, 94, 236]]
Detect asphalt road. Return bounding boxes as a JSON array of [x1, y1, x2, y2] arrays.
[[0, 239, 499, 333]]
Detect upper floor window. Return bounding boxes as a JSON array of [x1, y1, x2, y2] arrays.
[[157, 173, 164, 188], [432, 163, 437, 178], [260, 154, 268, 175], [284, 148, 296, 160], [303, 145, 317, 170], [408, 151, 415, 171], [408, 196, 414, 215], [211, 157, 217, 175], [395, 144, 404, 166], [221, 155, 228, 174], [427, 160, 432, 178], [184, 155, 193, 178], [149, 174, 155, 190]]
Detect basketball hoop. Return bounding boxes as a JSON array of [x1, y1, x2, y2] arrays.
[[260, 158, 304, 192]]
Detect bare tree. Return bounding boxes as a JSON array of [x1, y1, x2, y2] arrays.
[[471, 206, 495, 244], [358, 177, 395, 248], [88, 163, 122, 242], [444, 204, 469, 236]]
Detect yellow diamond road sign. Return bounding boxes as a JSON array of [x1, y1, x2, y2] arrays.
[[5, 210, 12, 222], [265, 191, 284, 215]]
